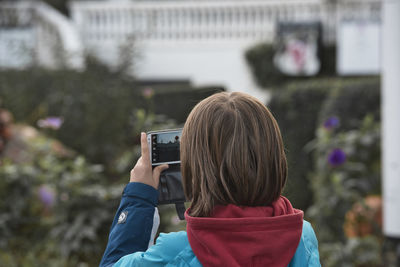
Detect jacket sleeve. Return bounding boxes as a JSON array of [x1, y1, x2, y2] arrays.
[[112, 232, 195, 267], [99, 182, 160, 267]]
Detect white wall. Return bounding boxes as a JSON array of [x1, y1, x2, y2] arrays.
[[86, 38, 268, 101], [0, 28, 35, 69], [136, 40, 268, 102]]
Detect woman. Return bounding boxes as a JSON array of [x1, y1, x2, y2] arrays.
[[100, 92, 320, 267]]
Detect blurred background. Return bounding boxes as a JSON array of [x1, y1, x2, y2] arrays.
[[0, 0, 399, 266]]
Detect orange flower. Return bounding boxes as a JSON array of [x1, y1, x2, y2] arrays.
[[344, 195, 382, 238]]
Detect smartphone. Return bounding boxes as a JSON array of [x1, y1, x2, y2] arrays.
[[147, 129, 182, 166]]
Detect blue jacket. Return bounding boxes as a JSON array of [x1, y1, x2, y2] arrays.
[[100, 183, 320, 267]]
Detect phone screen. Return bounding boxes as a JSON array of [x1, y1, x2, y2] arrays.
[[148, 130, 182, 165]]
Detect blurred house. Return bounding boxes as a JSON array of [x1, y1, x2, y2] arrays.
[[0, 1, 84, 69], [0, 0, 381, 97]]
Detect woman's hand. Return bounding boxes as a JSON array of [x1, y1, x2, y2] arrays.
[[130, 132, 169, 189]]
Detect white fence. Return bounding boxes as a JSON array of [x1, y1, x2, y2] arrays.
[[70, 0, 381, 46]]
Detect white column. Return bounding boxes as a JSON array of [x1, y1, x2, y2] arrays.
[[382, 0, 400, 238]]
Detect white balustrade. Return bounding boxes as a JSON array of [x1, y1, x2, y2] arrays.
[[0, 1, 33, 28], [69, 0, 382, 48]]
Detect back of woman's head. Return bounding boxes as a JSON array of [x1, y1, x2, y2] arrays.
[[181, 92, 287, 217]]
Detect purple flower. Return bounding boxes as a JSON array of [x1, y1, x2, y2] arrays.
[[328, 148, 346, 166], [38, 185, 56, 208], [323, 117, 339, 130], [37, 117, 63, 130]]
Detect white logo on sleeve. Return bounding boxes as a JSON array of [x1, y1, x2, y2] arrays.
[[118, 211, 128, 224]]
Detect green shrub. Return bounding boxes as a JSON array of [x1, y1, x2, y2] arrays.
[[244, 43, 338, 89], [0, 133, 122, 266], [269, 77, 380, 211], [0, 61, 224, 265], [319, 78, 380, 130], [0, 60, 139, 166], [0, 60, 223, 167], [319, 45, 337, 76], [0, 105, 184, 266], [244, 43, 284, 88], [320, 236, 382, 267], [307, 116, 381, 266]]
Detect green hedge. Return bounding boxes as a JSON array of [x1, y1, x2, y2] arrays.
[[318, 78, 380, 130], [0, 61, 224, 167], [269, 77, 380, 211], [269, 82, 329, 210], [245, 43, 284, 88], [0, 60, 138, 166], [308, 116, 382, 266], [152, 85, 225, 124], [0, 133, 122, 266]]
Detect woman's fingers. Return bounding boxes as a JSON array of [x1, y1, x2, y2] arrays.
[[153, 164, 169, 176], [140, 132, 150, 165], [153, 164, 169, 186], [130, 132, 168, 189]]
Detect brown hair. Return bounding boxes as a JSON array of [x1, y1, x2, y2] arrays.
[[181, 92, 287, 217]]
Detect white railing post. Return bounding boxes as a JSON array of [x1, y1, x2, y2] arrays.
[[382, 0, 400, 239]]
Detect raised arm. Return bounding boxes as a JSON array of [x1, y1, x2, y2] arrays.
[[99, 133, 168, 267]]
